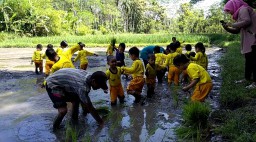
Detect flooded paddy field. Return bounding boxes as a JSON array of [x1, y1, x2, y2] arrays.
[[0, 47, 223, 142]]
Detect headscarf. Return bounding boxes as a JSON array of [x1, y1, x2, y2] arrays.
[[224, 0, 249, 20]]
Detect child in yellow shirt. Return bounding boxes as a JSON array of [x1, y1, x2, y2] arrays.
[[31, 44, 43, 74], [46, 42, 83, 74], [154, 46, 167, 83], [190, 42, 208, 70], [106, 55, 125, 106], [55, 40, 68, 55], [163, 44, 180, 85], [73, 46, 98, 70], [145, 54, 164, 98], [173, 54, 213, 102], [42, 44, 55, 77], [106, 38, 117, 56], [122, 47, 145, 103]]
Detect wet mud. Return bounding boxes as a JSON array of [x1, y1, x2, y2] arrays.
[[0, 47, 223, 142]]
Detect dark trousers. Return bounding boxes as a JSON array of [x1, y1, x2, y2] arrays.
[[244, 45, 256, 82]]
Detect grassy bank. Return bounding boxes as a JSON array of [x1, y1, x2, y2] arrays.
[[212, 42, 256, 141], [0, 33, 238, 48]]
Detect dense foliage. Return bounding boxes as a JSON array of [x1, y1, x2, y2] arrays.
[[0, 0, 228, 36]]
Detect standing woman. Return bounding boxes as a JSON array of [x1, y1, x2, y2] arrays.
[[222, 0, 256, 89]]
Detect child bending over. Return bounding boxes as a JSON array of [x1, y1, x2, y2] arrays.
[[173, 54, 213, 102], [31, 44, 43, 74], [122, 47, 145, 103], [106, 55, 125, 106], [73, 45, 98, 70]]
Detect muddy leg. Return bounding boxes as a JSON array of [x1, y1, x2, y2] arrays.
[[147, 84, 154, 98], [127, 90, 142, 103], [118, 95, 125, 104], [111, 100, 117, 106], [71, 101, 79, 120], [53, 107, 67, 129], [81, 102, 89, 116]]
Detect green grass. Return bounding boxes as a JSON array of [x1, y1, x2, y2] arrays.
[[0, 33, 238, 48], [211, 41, 256, 142]]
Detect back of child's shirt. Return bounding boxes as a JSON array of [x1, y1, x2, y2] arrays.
[[176, 47, 182, 54], [116, 50, 125, 67], [122, 59, 144, 78], [186, 63, 211, 86], [106, 67, 122, 86], [163, 52, 179, 67], [50, 44, 80, 74], [32, 50, 43, 61], [190, 52, 208, 70], [155, 53, 167, 66], [56, 47, 63, 55], [74, 50, 94, 65]]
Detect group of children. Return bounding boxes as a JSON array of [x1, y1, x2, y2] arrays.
[[32, 38, 212, 106], [31, 41, 98, 77], [105, 38, 212, 105]]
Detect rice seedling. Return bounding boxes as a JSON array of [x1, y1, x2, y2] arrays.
[[176, 101, 211, 141], [65, 124, 78, 142]]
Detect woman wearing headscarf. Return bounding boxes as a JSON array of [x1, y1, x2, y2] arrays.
[[222, 0, 256, 89]]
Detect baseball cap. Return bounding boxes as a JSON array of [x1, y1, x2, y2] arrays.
[[91, 71, 108, 90]]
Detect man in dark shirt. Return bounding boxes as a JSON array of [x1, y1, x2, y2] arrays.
[[46, 68, 108, 129]]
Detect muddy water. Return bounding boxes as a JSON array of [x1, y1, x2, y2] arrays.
[[0, 47, 223, 142]]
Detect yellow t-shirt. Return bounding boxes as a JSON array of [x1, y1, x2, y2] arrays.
[[50, 44, 80, 74], [122, 59, 144, 78], [74, 50, 94, 65], [32, 50, 43, 61], [106, 67, 122, 86], [146, 64, 156, 79], [190, 52, 208, 70], [107, 45, 116, 56], [186, 63, 211, 86], [176, 47, 182, 54], [163, 52, 179, 67], [62, 44, 80, 60], [155, 53, 167, 66], [56, 47, 64, 55]]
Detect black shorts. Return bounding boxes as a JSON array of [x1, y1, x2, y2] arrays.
[[46, 86, 79, 108]]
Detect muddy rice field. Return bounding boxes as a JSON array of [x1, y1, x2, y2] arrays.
[[0, 47, 223, 142]]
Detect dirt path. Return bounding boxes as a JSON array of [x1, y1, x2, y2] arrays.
[[0, 47, 223, 142]]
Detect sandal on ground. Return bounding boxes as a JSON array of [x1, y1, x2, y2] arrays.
[[235, 79, 247, 84], [245, 83, 256, 89]]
